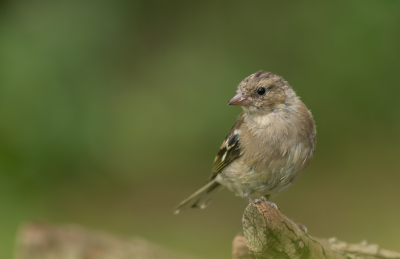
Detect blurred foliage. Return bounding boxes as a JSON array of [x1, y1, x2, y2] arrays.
[[1, 0, 400, 258]]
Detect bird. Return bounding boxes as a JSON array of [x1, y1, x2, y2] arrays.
[[174, 71, 316, 214]]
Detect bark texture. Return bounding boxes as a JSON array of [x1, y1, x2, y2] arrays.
[[237, 201, 400, 259]]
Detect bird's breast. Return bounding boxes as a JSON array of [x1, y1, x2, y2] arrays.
[[218, 117, 315, 197]]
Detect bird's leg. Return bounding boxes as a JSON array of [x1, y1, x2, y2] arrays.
[[243, 193, 254, 203]]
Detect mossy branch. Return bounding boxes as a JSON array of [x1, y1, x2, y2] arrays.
[[233, 201, 400, 259]]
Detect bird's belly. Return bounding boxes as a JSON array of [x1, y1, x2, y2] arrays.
[[216, 155, 307, 198]]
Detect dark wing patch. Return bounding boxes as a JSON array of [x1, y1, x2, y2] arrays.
[[208, 113, 244, 180], [227, 134, 239, 149], [212, 134, 242, 173]]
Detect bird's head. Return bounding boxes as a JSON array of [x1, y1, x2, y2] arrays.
[[228, 71, 296, 116]]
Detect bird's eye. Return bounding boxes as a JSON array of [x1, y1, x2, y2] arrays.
[[257, 87, 266, 95]]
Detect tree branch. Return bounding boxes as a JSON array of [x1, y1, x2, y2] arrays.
[[235, 201, 400, 259]]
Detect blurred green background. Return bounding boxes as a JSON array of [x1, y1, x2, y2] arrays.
[[1, 0, 400, 258]]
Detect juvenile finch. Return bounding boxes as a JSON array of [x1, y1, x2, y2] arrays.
[[174, 71, 316, 214]]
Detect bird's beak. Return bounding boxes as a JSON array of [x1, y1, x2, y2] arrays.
[[227, 91, 252, 106]]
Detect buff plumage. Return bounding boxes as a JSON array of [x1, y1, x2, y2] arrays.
[[174, 71, 316, 214]]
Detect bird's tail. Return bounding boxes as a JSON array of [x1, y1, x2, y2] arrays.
[[174, 179, 224, 214]]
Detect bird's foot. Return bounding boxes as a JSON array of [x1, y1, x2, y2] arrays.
[[256, 196, 278, 210], [264, 200, 279, 210]]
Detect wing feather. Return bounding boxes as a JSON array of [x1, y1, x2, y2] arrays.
[[209, 113, 244, 180]]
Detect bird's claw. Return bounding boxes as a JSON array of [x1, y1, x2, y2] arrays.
[[256, 196, 278, 209], [263, 200, 278, 210], [259, 196, 268, 202]]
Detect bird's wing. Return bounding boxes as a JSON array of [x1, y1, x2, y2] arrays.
[[209, 113, 245, 180]]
